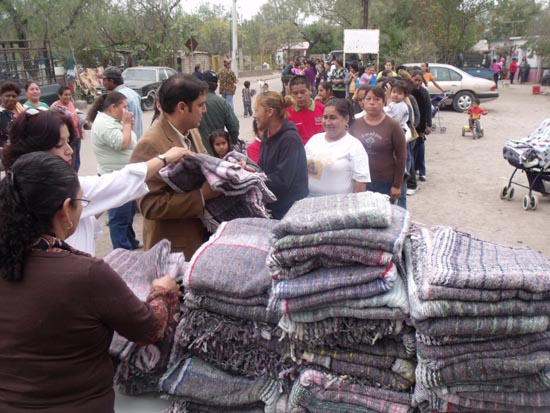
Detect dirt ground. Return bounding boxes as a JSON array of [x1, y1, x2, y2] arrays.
[[80, 79, 550, 259]]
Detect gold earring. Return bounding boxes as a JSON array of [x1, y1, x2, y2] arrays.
[[66, 221, 73, 230]]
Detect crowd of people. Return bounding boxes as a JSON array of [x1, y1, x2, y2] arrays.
[[0, 51, 532, 411]]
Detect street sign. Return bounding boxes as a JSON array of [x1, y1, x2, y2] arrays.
[[185, 37, 198, 52]]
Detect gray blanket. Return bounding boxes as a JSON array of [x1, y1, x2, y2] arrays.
[[289, 369, 414, 413], [160, 357, 279, 407], [273, 204, 409, 255], [406, 236, 550, 320], [184, 218, 276, 298], [271, 191, 393, 239], [416, 226, 550, 302], [269, 267, 398, 314], [268, 244, 394, 280]]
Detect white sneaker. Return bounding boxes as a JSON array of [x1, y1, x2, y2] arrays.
[[407, 188, 416, 196]]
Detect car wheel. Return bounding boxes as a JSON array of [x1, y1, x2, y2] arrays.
[[452, 91, 474, 112], [141, 93, 155, 111]]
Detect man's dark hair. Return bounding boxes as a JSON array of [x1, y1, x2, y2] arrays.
[[158, 73, 208, 114], [194, 63, 201, 72], [289, 75, 311, 90], [244, 81, 250, 88], [107, 76, 123, 87]]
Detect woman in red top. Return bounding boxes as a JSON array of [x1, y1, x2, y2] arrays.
[[509, 58, 518, 84]]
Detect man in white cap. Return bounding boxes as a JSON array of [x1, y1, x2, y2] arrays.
[[218, 57, 237, 109], [101, 66, 143, 138]]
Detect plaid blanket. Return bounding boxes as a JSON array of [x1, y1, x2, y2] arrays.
[[417, 226, 550, 302], [272, 204, 410, 255], [184, 218, 276, 298], [185, 291, 280, 324], [271, 264, 394, 299], [160, 357, 279, 407], [279, 316, 404, 347], [165, 400, 266, 413], [269, 265, 398, 314], [406, 236, 550, 320], [279, 275, 410, 323], [345, 332, 417, 360], [170, 307, 292, 379], [289, 369, 414, 413], [271, 191, 393, 239], [159, 152, 276, 232], [268, 244, 394, 280]]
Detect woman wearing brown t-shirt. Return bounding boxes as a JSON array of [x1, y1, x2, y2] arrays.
[[349, 85, 407, 208]]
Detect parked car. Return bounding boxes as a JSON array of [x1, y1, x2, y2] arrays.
[[327, 50, 361, 68], [96, 66, 177, 111], [122, 66, 177, 111], [18, 83, 61, 106], [404, 63, 498, 111]]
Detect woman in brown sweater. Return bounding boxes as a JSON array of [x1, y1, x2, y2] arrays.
[[0, 152, 180, 413]]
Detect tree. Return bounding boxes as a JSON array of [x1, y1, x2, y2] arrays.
[[525, 4, 550, 57], [485, 0, 541, 41]]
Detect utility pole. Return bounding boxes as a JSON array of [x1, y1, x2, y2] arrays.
[[232, 0, 238, 74]]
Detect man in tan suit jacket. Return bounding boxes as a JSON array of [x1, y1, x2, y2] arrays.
[[130, 74, 219, 258]]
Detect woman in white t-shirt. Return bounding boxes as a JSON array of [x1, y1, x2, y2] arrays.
[[305, 98, 370, 197]]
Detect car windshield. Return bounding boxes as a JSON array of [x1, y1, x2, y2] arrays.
[[123, 69, 157, 82]]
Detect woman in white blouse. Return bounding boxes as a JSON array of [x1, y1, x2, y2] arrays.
[[2, 109, 189, 255], [305, 98, 370, 197]]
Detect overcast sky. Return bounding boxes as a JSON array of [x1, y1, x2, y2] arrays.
[[184, 0, 267, 21]]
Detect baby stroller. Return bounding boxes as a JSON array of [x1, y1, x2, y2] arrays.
[[500, 119, 550, 211], [430, 92, 449, 133]]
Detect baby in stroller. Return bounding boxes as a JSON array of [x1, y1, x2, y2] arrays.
[[464, 98, 488, 139]]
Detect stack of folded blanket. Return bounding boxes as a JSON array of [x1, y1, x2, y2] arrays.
[[165, 218, 291, 412], [407, 226, 550, 413], [267, 192, 416, 395], [104, 239, 186, 395], [159, 151, 276, 232]]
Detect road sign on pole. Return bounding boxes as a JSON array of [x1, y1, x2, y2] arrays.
[[185, 37, 198, 52]]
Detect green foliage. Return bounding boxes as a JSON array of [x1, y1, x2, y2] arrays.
[[525, 5, 550, 57], [486, 0, 541, 40]]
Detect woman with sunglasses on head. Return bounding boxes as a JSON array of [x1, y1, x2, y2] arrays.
[[0, 152, 180, 413], [1, 110, 190, 255]]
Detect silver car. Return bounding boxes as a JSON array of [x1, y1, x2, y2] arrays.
[[404, 63, 499, 111]]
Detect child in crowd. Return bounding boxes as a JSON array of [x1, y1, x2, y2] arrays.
[[242, 81, 256, 118], [246, 119, 263, 164], [466, 98, 488, 139], [209, 129, 231, 158], [384, 80, 411, 141]]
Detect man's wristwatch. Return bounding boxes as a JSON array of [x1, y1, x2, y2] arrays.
[[156, 154, 167, 166]]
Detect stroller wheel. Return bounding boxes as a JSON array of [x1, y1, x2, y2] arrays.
[[506, 187, 515, 200], [522, 195, 531, 210], [530, 195, 538, 210], [462, 127, 466, 136], [500, 186, 508, 200], [432, 124, 437, 131], [440, 127, 447, 133]]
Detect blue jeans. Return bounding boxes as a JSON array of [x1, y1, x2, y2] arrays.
[[221, 93, 234, 109], [108, 200, 139, 250], [413, 138, 426, 177], [71, 138, 81, 173], [368, 180, 407, 209]]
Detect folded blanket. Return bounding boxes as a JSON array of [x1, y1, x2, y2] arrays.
[[270, 265, 398, 314], [299, 349, 416, 390], [406, 236, 550, 320], [287, 305, 409, 324], [271, 263, 394, 299], [289, 369, 414, 413], [165, 400, 266, 413], [185, 290, 280, 324], [416, 332, 550, 361], [273, 204, 410, 255], [171, 307, 292, 379], [413, 314, 549, 337], [344, 332, 417, 360], [160, 152, 276, 232], [279, 316, 404, 347], [416, 350, 550, 388], [184, 218, 276, 298], [416, 226, 550, 302], [268, 244, 394, 280], [160, 357, 279, 407], [272, 191, 393, 239]]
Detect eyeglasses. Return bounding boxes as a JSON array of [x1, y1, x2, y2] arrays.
[[72, 198, 91, 207]]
